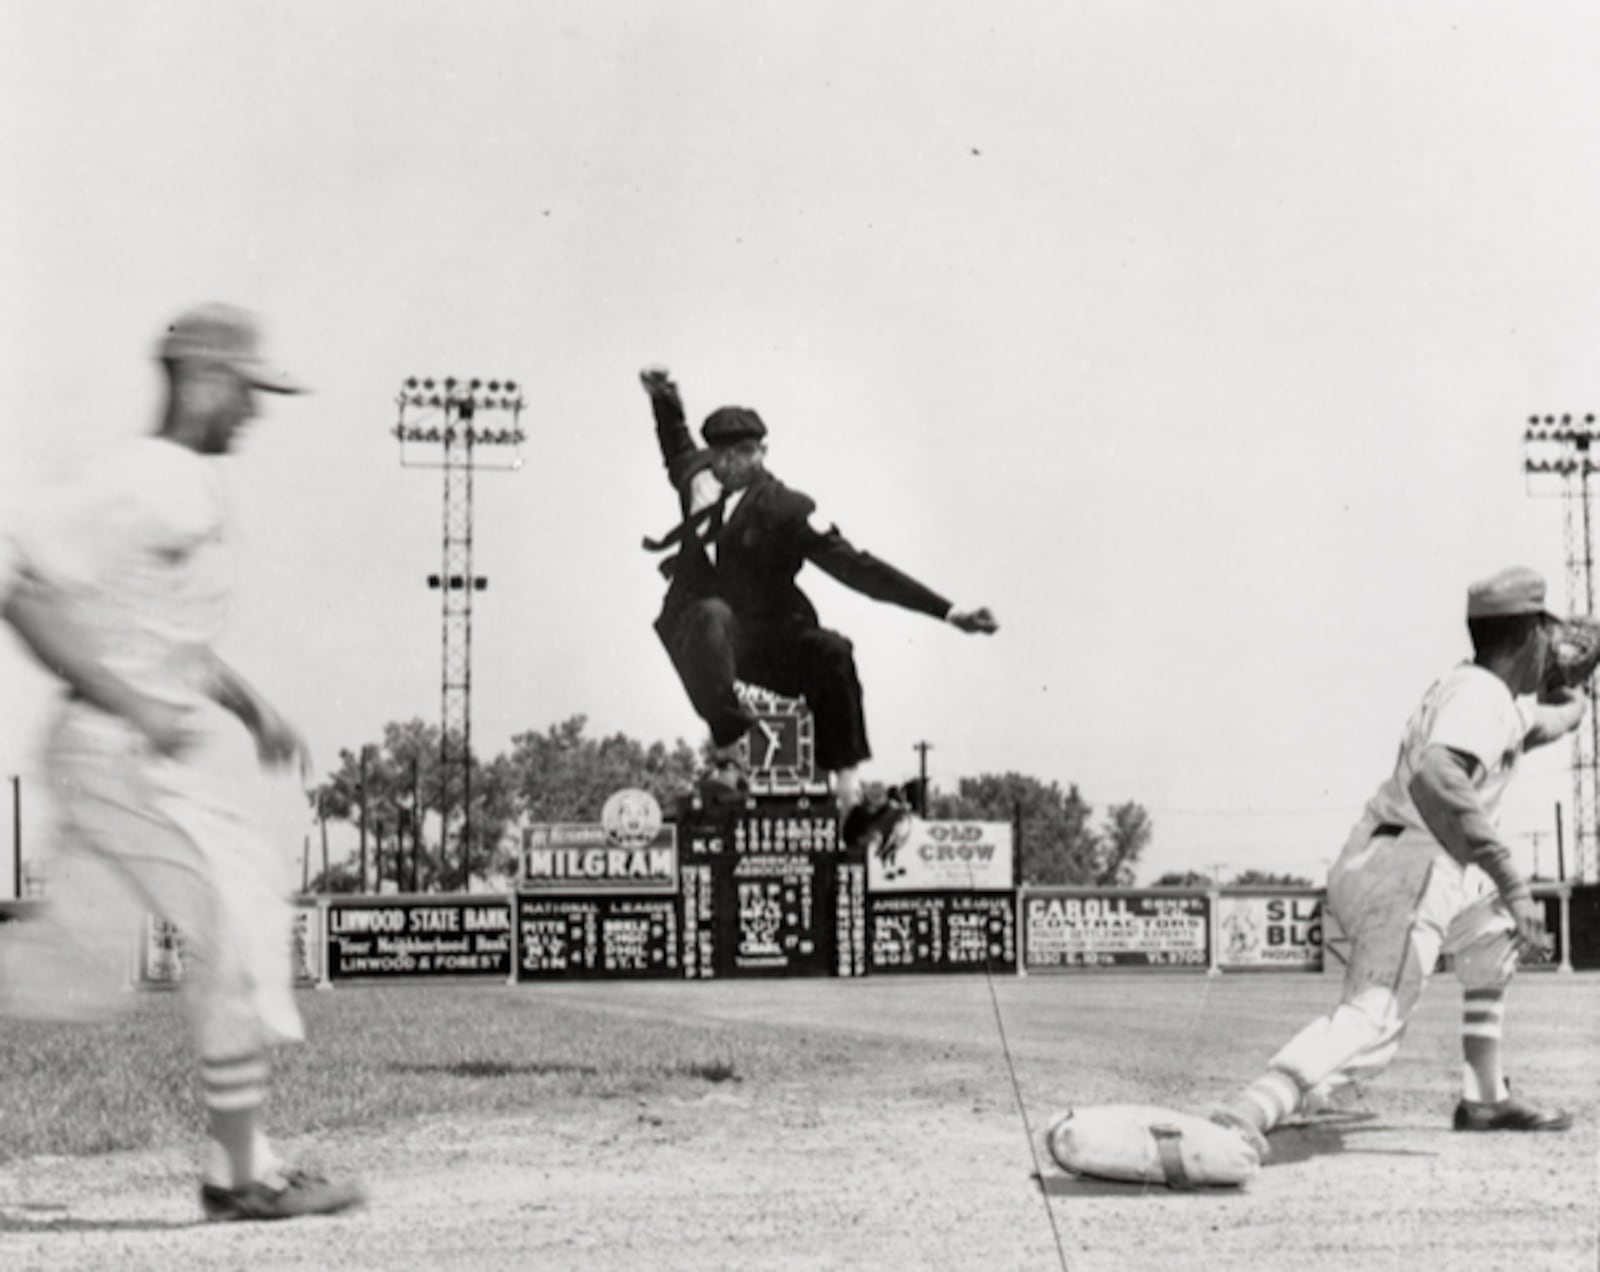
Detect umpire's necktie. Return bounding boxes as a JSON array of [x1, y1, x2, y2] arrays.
[[642, 492, 728, 554]]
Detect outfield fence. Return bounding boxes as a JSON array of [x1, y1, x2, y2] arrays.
[[111, 879, 1579, 992], [0, 799, 1581, 988]]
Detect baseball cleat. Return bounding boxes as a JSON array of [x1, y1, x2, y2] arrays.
[[1283, 1078, 1368, 1126], [200, 1168, 366, 1222], [1452, 1093, 1572, 1133], [1197, 1105, 1271, 1162]]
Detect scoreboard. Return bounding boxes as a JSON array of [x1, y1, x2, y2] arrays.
[[682, 800, 866, 979], [516, 895, 680, 979], [869, 892, 1017, 974]]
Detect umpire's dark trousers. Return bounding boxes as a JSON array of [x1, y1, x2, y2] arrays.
[[658, 598, 870, 771]]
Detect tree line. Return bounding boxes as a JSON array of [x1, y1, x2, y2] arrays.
[[302, 715, 1307, 892]]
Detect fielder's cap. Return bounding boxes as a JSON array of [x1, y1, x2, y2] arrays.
[[157, 302, 306, 394], [1466, 566, 1560, 621], [701, 406, 767, 447]]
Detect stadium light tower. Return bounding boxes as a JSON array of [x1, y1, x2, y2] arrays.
[[395, 376, 526, 889], [1523, 411, 1600, 882]]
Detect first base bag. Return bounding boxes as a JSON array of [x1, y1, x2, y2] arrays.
[[1045, 1104, 1260, 1189]]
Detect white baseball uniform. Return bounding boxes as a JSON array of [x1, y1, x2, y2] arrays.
[[1270, 662, 1526, 1091], [0, 437, 302, 1058]]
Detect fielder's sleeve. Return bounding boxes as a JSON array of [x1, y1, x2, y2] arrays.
[[9, 468, 117, 597], [1409, 748, 1531, 906], [1407, 673, 1532, 904], [1420, 672, 1524, 777], [798, 509, 952, 619], [11, 444, 213, 596]]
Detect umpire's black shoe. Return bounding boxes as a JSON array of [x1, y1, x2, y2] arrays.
[[201, 1169, 366, 1222], [1452, 1093, 1572, 1132], [696, 757, 749, 804], [843, 797, 909, 853]]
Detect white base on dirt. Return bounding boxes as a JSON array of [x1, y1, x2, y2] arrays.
[[1045, 1104, 1260, 1189]]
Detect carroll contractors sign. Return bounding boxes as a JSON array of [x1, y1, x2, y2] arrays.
[[1023, 890, 1209, 970], [865, 820, 1014, 892], [1217, 892, 1324, 972]]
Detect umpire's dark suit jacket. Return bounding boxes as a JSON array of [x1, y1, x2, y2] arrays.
[[648, 395, 951, 635]]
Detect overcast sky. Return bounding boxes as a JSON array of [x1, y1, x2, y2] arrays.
[[5, 1, 1600, 891]]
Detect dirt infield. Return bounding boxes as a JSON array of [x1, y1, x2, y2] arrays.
[[1, 971, 1596, 1270]]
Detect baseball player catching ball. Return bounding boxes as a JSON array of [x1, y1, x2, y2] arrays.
[[0, 304, 363, 1221], [1209, 565, 1587, 1159]]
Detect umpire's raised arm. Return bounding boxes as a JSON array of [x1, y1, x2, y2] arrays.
[[640, 365, 702, 491]]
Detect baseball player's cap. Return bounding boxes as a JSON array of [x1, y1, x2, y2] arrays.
[[1466, 566, 1561, 621], [157, 303, 307, 394], [701, 406, 767, 447]]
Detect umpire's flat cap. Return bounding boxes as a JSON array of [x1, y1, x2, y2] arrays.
[[1466, 566, 1560, 621], [701, 406, 767, 447]]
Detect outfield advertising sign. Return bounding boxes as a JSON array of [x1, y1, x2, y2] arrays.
[[866, 820, 1014, 892], [520, 789, 680, 896], [137, 903, 321, 988], [325, 896, 513, 981], [519, 824, 678, 894], [1022, 890, 1209, 970], [1217, 892, 1324, 972]]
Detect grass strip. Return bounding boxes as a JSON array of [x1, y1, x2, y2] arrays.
[[0, 984, 909, 1162]]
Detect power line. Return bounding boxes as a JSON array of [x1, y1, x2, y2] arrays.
[[1146, 804, 1353, 818]]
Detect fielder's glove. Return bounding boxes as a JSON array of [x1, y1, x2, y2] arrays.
[[1545, 616, 1600, 692]]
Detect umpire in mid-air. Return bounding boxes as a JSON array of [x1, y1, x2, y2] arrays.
[[639, 366, 997, 824]]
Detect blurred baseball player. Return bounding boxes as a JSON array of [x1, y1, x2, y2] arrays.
[[638, 366, 997, 824], [0, 304, 363, 1220], [1210, 566, 1583, 1159]]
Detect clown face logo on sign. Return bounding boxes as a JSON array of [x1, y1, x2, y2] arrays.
[[602, 788, 664, 849]]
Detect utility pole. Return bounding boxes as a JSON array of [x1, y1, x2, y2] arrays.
[[912, 741, 932, 816], [10, 775, 20, 900], [1525, 412, 1600, 882], [1555, 802, 1567, 883], [395, 376, 525, 892], [358, 745, 370, 894], [411, 755, 422, 893]]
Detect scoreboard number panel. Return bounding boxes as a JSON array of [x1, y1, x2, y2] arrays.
[[681, 800, 865, 979]]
